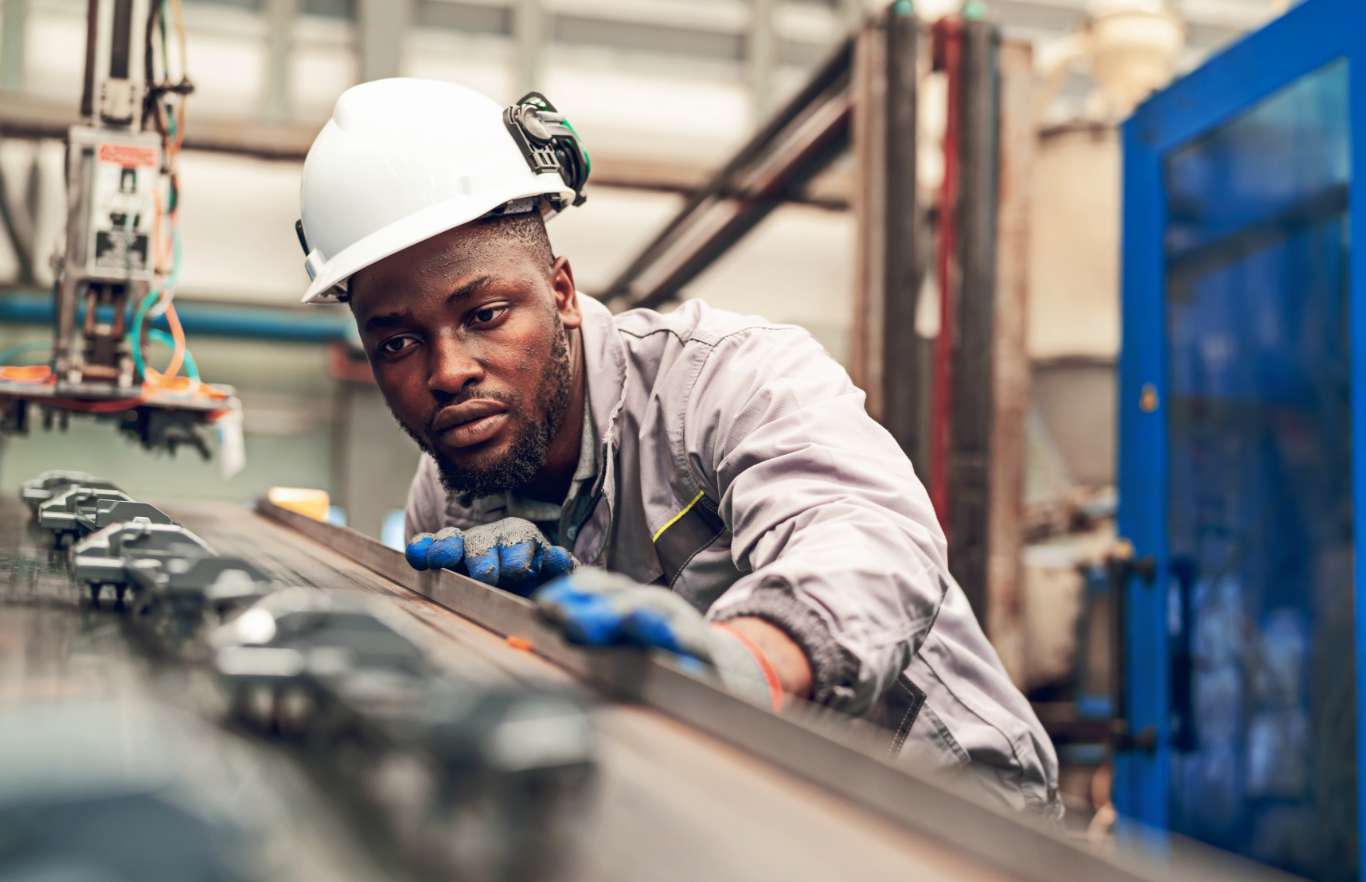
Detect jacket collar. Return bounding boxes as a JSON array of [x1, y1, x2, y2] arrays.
[[577, 293, 626, 453]]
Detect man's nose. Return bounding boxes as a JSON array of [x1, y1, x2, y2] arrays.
[[427, 335, 484, 396]]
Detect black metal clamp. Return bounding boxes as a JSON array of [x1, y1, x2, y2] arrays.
[[503, 92, 591, 207]]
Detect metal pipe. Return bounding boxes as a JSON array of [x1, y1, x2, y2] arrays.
[[0, 290, 353, 344]]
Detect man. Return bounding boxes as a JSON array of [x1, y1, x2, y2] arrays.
[[296, 79, 1059, 816]]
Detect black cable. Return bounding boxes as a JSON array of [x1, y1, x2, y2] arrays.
[[142, 0, 159, 131], [109, 0, 133, 80], [79, 0, 99, 117]]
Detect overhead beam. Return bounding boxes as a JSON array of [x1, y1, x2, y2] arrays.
[[0, 92, 851, 208], [599, 35, 856, 310]]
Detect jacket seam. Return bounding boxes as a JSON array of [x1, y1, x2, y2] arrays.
[[666, 526, 726, 590], [916, 638, 1038, 776], [618, 322, 804, 345], [889, 677, 923, 757], [676, 325, 810, 495]]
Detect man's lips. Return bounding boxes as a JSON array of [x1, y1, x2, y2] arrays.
[[431, 400, 510, 449]]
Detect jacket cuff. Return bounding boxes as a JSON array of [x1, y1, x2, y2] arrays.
[[710, 580, 862, 710]]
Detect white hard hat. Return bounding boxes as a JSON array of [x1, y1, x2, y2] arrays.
[[296, 78, 589, 304]]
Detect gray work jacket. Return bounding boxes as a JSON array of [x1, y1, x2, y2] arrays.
[[406, 295, 1060, 815]]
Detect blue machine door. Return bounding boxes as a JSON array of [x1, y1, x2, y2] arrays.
[[1162, 60, 1354, 879], [1120, 25, 1361, 880]]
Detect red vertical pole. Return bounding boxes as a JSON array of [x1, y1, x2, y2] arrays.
[[931, 18, 963, 526]]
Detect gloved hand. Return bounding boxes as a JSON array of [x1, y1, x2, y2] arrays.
[[405, 517, 576, 593], [534, 568, 783, 710]]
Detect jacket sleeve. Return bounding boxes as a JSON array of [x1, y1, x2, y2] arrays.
[[686, 327, 951, 714]]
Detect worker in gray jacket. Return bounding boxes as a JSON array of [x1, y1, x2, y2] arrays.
[[295, 78, 1060, 817]]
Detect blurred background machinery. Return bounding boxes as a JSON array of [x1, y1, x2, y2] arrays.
[[0, 0, 243, 461]]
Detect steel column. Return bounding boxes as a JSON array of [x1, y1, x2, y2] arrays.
[[945, 19, 1000, 621], [747, 0, 777, 119], [514, 0, 545, 95], [262, 0, 296, 121], [877, 6, 924, 462], [358, 0, 409, 83], [0, 0, 28, 92]]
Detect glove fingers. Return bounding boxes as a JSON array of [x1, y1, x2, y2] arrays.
[[404, 533, 435, 570], [620, 607, 686, 655], [540, 546, 575, 579], [498, 540, 538, 576], [496, 541, 541, 595], [536, 584, 624, 645], [426, 533, 466, 571], [464, 548, 501, 585]]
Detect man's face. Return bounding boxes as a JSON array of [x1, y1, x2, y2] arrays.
[[347, 220, 581, 497]]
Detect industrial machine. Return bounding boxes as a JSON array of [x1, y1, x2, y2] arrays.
[[1117, 1, 1362, 878], [0, 0, 240, 462]]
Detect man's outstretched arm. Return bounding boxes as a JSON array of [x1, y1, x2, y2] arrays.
[[686, 326, 950, 715]]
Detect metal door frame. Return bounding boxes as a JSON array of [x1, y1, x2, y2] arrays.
[[1118, 0, 1366, 855]]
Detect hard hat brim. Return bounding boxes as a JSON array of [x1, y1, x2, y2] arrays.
[[301, 173, 573, 305]]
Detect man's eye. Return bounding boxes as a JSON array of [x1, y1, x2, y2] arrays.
[[470, 305, 508, 326], [379, 335, 418, 356]]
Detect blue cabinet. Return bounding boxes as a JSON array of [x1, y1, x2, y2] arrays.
[[1119, 3, 1366, 879]]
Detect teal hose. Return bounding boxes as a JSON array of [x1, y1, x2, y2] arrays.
[[146, 328, 200, 381], [129, 228, 183, 381]]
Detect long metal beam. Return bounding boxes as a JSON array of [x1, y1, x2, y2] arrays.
[[255, 498, 1301, 882]]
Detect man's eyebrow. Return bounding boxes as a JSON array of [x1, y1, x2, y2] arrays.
[[447, 274, 492, 305], [363, 312, 407, 334]]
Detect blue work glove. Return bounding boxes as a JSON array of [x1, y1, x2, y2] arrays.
[[405, 517, 576, 593], [534, 568, 782, 710]]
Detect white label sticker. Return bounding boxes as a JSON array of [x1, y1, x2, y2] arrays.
[[90, 142, 159, 274]]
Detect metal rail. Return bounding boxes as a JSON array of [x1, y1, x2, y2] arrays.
[[256, 499, 1299, 882]]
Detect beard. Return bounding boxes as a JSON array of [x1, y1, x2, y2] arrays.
[[396, 316, 573, 500]]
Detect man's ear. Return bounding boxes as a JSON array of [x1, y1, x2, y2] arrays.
[[550, 256, 581, 329]]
